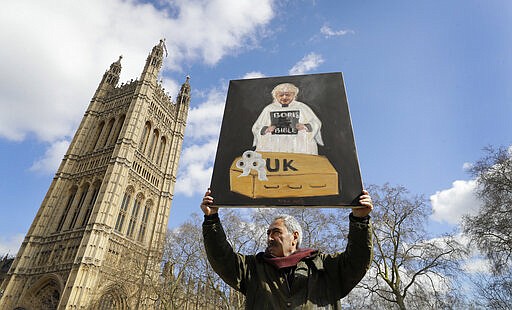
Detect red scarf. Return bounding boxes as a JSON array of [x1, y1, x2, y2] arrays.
[[263, 248, 317, 269]]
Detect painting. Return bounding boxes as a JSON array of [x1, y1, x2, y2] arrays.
[[210, 72, 363, 207]]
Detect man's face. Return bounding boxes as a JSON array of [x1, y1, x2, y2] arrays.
[[275, 91, 295, 105], [266, 219, 298, 257]]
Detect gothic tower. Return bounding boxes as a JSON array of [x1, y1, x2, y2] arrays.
[[0, 40, 190, 309]]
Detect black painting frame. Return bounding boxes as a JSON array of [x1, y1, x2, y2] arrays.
[[210, 72, 362, 207]]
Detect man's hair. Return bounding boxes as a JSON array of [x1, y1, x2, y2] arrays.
[[271, 83, 299, 99], [273, 214, 303, 248]]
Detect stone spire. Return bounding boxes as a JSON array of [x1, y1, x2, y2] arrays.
[[140, 39, 166, 82], [104, 55, 122, 86], [93, 56, 122, 99], [177, 75, 191, 106]]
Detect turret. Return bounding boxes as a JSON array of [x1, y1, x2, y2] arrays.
[[176, 76, 191, 107], [140, 39, 166, 82], [94, 56, 122, 99]]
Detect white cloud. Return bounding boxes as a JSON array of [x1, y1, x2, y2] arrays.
[[0, 234, 24, 256], [0, 0, 165, 143], [242, 71, 266, 79], [29, 140, 70, 174], [289, 52, 324, 75], [180, 140, 219, 167], [361, 261, 452, 300], [320, 25, 355, 38], [462, 162, 473, 171], [430, 180, 483, 225], [453, 233, 491, 274], [166, 0, 274, 65], [175, 160, 215, 196], [185, 88, 226, 140], [463, 257, 491, 274], [161, 77, 181, 101], [0, 0, 275, 170], [175, 86, 226, 196]]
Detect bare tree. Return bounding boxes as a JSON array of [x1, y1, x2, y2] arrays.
[[462, 146, 512, 309], [159, 213, 227, 309], [349, 184, 467, 310], [469, 270, 512, 310], [157, 210, 257, 309], [86, 247, 162, 310], [156, 206, 351, 309], [160, 185, 470, 309], [251, 207, 345, 253], [463, 146, 512, 272], [1, 253, 15, 295], [158, 217, 204, 309]]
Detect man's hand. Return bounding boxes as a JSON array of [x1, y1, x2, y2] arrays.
[[200, 189, 218, 216], [352, 190, 373, 218]]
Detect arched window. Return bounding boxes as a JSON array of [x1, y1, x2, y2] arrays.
[[156, 136, 166, 165], [110, 115, 125, 145], [126, 195, 142, 238], [92, 121, 105, 151], [137, 201, 151, 242], [102, 118, 116, 147], [147, 129, 159, 159], [38, 285, 60, 310], [115, 190, 132, 233], [97, 289, 127, 310], [68, 183, 89, 230], [56, 187, 77, 232], [139, 121, 151, 152], [81, 184, 100, 227], [36, 281, 60, 310], [29, 277, 62, 310]]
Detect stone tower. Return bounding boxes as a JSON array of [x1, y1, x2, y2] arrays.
[[0, 40, 190, 309]]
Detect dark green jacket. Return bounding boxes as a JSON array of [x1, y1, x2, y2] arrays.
[[203, 213, 373, 309]]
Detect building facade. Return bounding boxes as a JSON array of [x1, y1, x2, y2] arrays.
[[0, 40, 190, 309]]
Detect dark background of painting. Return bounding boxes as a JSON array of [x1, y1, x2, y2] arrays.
[[210, 72, 363, 207]]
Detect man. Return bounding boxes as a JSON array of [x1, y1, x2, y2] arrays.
[[201, 189, 373, 309], [251, 83, 324, 155]]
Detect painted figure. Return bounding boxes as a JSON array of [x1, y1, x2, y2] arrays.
[[252, 83, 324, 155]]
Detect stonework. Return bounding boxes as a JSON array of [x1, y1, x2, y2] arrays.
[[0, 40, 190, 309]]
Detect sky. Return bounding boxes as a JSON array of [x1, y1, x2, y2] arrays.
[[1, 0, 511, 256]]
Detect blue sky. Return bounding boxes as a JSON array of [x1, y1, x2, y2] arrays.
[[1, 0, 511, 255]]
